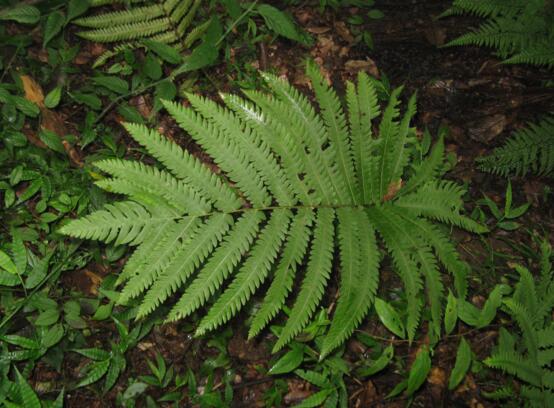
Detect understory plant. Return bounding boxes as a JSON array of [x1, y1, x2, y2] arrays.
[[477, 115, 554, 178], [442, 0, 554, 68], [61, 62, 485, 357], [485, 239, 554, 406], [73, 0, 208, 66]]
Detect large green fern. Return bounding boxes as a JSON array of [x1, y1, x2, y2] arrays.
[[60, 62, 485, 357], [485, 239, 554, 406], [73, 0, 206, 67], [442, 0, 554, 68], [477, 116, 554, 177]]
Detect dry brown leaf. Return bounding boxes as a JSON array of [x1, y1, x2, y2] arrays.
[[383, 179, 403, 201], [20, 75, 45, 107], [83, 270, 103, 295], [20, 75, 84, 167], [428, 367, 447, 387], [344, 59, 380, 78], [335, 21, 354, 43], [306, 26, 331, 34]]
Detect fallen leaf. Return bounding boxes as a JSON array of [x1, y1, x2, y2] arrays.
[[306, 26, 331, 34], [383, 179, 403, 201], [83, 270, 103, 295], [468, 114, 507, 144], [20, 75, 45, 106], [335, 21, 354, 43], [345, 59, 379, 78]]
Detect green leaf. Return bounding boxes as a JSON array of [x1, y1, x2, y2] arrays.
[[0, 5, 40, 24], [74, 348, 110, 361], [269, 344, 305, 375], [444, 291, 458, 335], [448, 337, 472, 390], [374, 298, 405, 338], [39, 130, 66, 154], [43, 11, 65, 48], [358, 345, 394, 376], [42, 324, 64, 349], [11, 229, 27, 275], [16, 369, 41, 408], [143, 53, 162, 80], [0, 335, 39, 349], [367, 9, 385, 19], [386, 379, 407, 398], [35, 308, 60, 326], [70, 92, 102, 110], [77, 359, 111, 387], [117, 104, 145, 124], [14, 96, 40, 117], [257, 4, 311, 45], [406, 346, 431, 396], [0, 250, 17, 275], [504, 180, 512, 216], [92, 76, 128, 94], [497, 221, 520, 230], [44, 86, 62, 108], [67, 0, 90, 22], [143, 39, 182, 64], [504, 203, 530, 219]]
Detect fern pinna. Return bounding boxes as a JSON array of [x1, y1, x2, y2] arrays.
[[442, 0, 554, 68], [73, 0, 206, 67], [61, 62, 485, 356], [477, 115, 554, 177], [485, 240, 554, 406]]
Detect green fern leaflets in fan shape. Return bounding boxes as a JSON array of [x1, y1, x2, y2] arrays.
[[73, 0, 208, 67], [441, 0, 554, 68], [60, 62, 486, 357]]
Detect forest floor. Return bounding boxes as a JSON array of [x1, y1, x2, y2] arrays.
[[1, 0, 553, 407]]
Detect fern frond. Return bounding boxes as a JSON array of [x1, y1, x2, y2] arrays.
[[366, 205, 424, 341], [73, 0, 205, 66], [185, 93, 295, 206], [477, 116, 554, 177], [249, 208, 314, 339], [347, 72, 380, 203], [221, 92, 313, 203], [485, 352, 542, 387], [445, 0, 525, 18], [63, 63, 482, 353], [162, 100, 271, 207], [321, 208, 379, 357], [504, 40, 554, 68], [242, 89, 330, 204], [376, 87, 403, 200], [395, 181, 487, 233], [167, 211, 264, 322], [60, 201, 160, 245], [137, 214, 233, 318], [261, 72, 344, 204], [123, 123, 241, 212], [77, 18, 171, 42], [443, 0, 553, 69], [118, 217, 200, 304], [306, 60, 357, 204], [73, 4, 165, 28], [95, 159, 209, 214], [400, 134, 445, 195], [273, 208, 335, 352], [196, 209, 292, 335]]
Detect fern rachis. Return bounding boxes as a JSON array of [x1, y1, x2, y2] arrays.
[[61, 62, 484, 357]]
